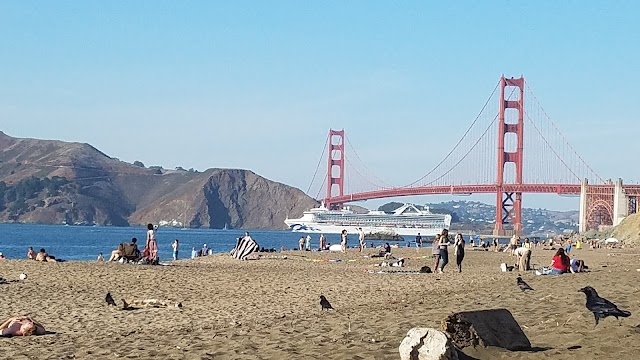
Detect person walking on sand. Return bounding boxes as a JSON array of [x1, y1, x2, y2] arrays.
[[454, 233, 465, 272], [438, 229, 451, 273], [340, 229, 348, 253], [172, 239, 179, 261], [358, 228, 366, 252], [415, 233, 423, 252], [431, 234, 441, 272]]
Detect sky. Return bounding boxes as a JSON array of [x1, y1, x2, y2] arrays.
[[1, 1, 638, 211]]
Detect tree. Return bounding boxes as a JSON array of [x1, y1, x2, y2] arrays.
[[133, 161, 145, 168]]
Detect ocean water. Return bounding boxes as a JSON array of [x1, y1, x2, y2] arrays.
[[0, 224, 399, 261]]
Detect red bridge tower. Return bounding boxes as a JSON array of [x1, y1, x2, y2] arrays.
[[495, 76, 525, 236], [326, 129, 345, 209]]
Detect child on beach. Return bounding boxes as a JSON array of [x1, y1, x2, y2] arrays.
[[191, 247, 197, 259], [172, 239, 179, 260], [97, 253, 104, 262]]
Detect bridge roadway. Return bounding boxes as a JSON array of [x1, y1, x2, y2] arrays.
[[328, 184, 640, 204]]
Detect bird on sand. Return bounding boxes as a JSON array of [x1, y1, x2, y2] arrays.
[[105, 292, 117, 306], [320, 295, 334, 311], [516, 276, 534, 292], [578, 286, 631, 326]]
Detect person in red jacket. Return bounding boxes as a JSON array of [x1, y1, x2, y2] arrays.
[[550, 248, 570, 274]]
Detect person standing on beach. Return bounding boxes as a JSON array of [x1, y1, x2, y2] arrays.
[[172, 239, 179, 260], [358, 228, 365, 252], [340, 229, 348, 253], [145, 223, 158, 262], [305, 235, 311, 251], [298, 236, 305, 251], [454, 233, 465, 272], [431, 234, 441, 271], [191, 247, 197, 259], [438, 229, 451, 273], [319, 234, 326, 250], [415, 233, 422, 252]]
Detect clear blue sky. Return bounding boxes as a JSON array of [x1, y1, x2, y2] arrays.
[[1, 1, 638, 211]]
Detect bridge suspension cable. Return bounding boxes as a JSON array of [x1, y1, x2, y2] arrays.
[[400, 80, 501, 188], [525, 83, 604, 184], [344, 135, 394, 189], [307, 133, 329, 197]]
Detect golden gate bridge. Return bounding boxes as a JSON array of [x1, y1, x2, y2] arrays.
[[307, 76, 640, 236]]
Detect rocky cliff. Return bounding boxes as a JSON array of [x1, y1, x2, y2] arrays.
[[0, 131, 317, 229]]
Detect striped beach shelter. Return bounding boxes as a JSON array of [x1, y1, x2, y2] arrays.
[[230, 236, 259, 260]]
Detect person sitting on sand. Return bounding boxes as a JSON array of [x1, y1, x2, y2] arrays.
[[0, 316, 46, 337], [27, 247, 36, 260], [97, 252, 104, 262], [108, 243, 125, 262], [108, 238, 139, 262], [0, 252, 5, 260], [35, 248, 56, 262], [549, 248, 570, 274], [570, 258, 587, 273]]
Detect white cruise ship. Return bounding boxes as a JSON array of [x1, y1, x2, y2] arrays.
[[284, 203, 451, 237]]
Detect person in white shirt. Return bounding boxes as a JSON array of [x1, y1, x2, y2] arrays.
[[358, 228, 365, 252], [514, 246, 532, 271]]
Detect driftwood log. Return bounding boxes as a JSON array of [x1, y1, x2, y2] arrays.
[[441, 309, 531, 351]]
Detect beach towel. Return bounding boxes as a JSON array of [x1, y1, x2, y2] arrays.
[[230, 236, 259, 260]]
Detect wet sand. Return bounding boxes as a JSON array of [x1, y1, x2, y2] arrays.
[[0, 246, 638, 359]]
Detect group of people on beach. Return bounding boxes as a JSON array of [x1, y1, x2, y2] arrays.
[[103, 224, 161, 264], [503, 235, 588, 275], [24, 247, 60, 262], [428, 229, 466, 273]]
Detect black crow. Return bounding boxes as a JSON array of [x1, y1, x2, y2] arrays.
[[320, 295, 334, 310], [516, 276, 534, 292], [578, 286, 631, 326], [105, 292, 116, 306]]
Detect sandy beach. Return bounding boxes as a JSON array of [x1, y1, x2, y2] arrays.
[[0, 245, 638, 359]]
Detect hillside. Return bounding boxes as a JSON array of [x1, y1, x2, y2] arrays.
[[611, 212, 640, 246], [378, 200, 579, 235], [0, 131, 317, 228]]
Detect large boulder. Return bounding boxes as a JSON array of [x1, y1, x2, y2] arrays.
[[399, 327, 459, 360], [441, 308, 531, 351]]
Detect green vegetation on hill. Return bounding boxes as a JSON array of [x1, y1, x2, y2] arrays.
[[0, 176, 72, 217]]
